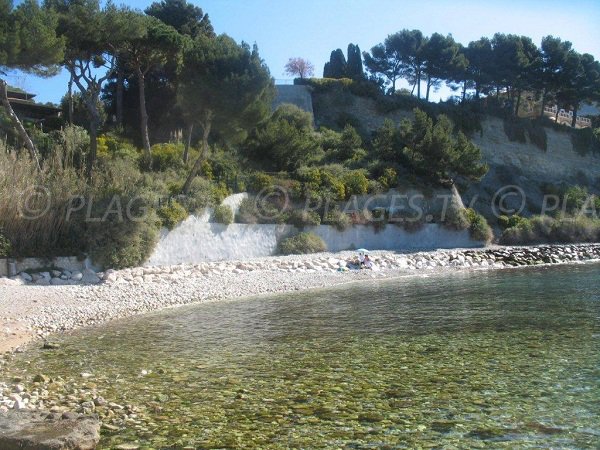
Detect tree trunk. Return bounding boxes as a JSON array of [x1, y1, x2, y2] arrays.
[[84, 94, 100, 180], [183, 123, 193, 164], [461, 81, 467, 104], [555, 106, 559, 123], [515, 90, 522, 117], [425, 76, 431, 101], [182, 113, 212, 195], [67, 75, 74, 125], [137, 67, 151, 160], [391, 78, 396, 95], [539, 90, 546, 119], [416, 70, 421, 99], [0, 80, 41, 171], [571, 106, 578, 128], [116, 66, 124, 128]]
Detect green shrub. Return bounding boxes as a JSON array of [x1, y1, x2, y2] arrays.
[[442, 204, 470, 230], [343, 170, 369, 198], [0, 229, 11, 257], [87, 211, 160, 270], [288, 209, 321, 229], [323, 209, 351, 231], [213, 204, 234, 225], [465, 208, 494, 243], [498, 214, 526, 229], [151, 143, 184, 171], [278, 232, 327, 255], [157, 201, 189, 230], [248, 172, 274, 193], [378, 167, 398, 190], [498, 215, 600, 245]]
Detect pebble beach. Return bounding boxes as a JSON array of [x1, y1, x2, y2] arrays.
[[1, 243, 599, 356]]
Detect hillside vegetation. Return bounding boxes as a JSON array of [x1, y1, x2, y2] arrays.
[[1, 0, 599, 266]]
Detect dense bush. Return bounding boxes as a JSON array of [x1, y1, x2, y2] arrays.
[[87, 210, 160, 270], [150, 143, 184, 171], [500, 215, 600, 245], [442, 204, 470, 230], [213, 204, 234, 225], [0, 229, 11, 257], [244, 104, 322, 171], [498, 214, 526, 229], [157, 201, 189, 230], [323, 209, 351, 231], [465, 208, 494, 243], [288, 209, 321, 228], [343, 170, 369, 197], [278, 232, 327, 255], [247, 172, 274, 193], [377, 167, 398, 190]]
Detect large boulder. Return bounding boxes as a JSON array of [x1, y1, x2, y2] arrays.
[[0, 410, 100, 450]]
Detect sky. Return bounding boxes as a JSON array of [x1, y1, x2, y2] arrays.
[[6, 0, 600, 104]]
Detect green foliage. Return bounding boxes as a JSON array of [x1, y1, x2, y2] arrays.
[[0, 228, 11, 257], [145, 0, 214, 38], [498, 214, 526, 229], [157, 201, 189, 230], [245, 104, 321, 171], [465, 208, 493, 243], [378, 167, 398, 190], [503, 118, 548, 151], [343, 170, 369, 197], [571, 127, 600, 156], [150, 143, 184, 171], [288, 210, 321, 229], [278, 232, 327, 255], [396, 108, 488, 182], [321, 125, 365, 163], [213, 204, 233, 225], [323, 209, 351, 231], [500, 215, 600, 245], [442, 204, 470, 231], [247, 172, 273, 193], [88, 210, 160, 270]]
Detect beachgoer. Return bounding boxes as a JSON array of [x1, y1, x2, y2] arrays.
[[363, 255, 373, 269]]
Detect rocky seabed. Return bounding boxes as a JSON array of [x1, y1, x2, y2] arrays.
[[0, 244, 599, 448]]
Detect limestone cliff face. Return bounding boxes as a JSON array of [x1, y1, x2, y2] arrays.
[[472, 117, 599, 185], [311, 89, 599, 188]]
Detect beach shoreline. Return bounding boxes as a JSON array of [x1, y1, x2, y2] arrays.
[[1, 243, 599, 355]]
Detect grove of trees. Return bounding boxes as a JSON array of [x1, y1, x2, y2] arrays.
[[358, 29, 600, 125]]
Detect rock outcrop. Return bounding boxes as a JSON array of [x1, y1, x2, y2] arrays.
[[0, 410, 100, 450]]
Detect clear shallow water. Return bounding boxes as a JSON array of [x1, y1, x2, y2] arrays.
[[9, 263, 600, 448]]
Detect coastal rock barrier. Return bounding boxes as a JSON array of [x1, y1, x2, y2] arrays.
[[3, 244, 598, 288]]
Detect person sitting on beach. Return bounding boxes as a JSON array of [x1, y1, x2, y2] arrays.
[[362, 255, 373, 269]]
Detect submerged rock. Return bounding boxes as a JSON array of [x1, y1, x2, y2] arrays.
[[0, 410, 100, 449]]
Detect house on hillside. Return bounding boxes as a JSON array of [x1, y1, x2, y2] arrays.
[[4, 86, 61, 128]]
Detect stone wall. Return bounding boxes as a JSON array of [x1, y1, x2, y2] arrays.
[[145, 219, 481, 266], [273, 85, 314, 116], [0, 257, 94, 276]]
